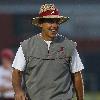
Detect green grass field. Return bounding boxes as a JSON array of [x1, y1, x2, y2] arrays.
[[72, 92, 100, 100]]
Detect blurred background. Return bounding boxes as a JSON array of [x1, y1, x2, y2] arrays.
[[0, 0, 100, 100]]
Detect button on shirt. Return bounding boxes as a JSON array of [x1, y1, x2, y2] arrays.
[[12, 40, 84, 73]]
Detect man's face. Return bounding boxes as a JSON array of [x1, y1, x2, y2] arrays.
[[40, 18, 60, 38], [1, 57, 11, 68]]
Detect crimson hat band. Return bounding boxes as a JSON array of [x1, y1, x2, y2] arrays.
[[39, 10, 59, 17]]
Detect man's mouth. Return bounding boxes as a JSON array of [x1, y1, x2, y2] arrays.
[[49, 29, 57, 33], [51, 29, 56, 32]]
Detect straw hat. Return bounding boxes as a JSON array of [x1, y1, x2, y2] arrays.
[[32, 4, 69, 26]]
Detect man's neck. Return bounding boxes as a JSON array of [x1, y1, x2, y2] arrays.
[[41, 32, 54, 41]]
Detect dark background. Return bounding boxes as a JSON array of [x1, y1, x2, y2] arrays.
[[0, 0, 100, 99]]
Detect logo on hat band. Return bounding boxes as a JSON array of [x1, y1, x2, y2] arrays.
[[39, 10, 59, 17]]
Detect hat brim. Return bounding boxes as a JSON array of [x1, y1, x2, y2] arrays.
[[32, 16, 69, 26]]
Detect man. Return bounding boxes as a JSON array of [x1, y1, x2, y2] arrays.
[[0, 49, 15, 100], [12, 4, 84, 100]]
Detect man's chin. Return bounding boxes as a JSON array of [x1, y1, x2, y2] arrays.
[[50, 32, 57, 36], [49, 34, 56, 38]]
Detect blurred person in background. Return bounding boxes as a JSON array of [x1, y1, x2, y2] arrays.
[[0, 49, 15, 100], [12, 4, 84, 100]]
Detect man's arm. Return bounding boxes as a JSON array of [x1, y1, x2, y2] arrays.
[[72, 71, 84, 100], [12, 68, 27, 100], [12, 68, 23, 93]]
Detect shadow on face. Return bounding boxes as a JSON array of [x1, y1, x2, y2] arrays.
[[38, 18, 60, 24]]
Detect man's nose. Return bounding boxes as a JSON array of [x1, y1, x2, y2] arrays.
[[51, 23, 59, 28]]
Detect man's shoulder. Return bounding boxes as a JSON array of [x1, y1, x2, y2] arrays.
[[20, 34, 38, 45], [65, 36, 77, 47], [57, 34, 77, 46]]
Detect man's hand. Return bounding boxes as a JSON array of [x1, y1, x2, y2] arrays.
[[0, 86, 14, 93], [15, 89, 28, 100], [0, 86, 9, 93]]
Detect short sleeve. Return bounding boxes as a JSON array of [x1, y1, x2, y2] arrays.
[[70, 49, 84, 73], [12, 45, 26, 71]]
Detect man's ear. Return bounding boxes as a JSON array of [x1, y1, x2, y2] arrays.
[[38, 24, 43, 28]]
